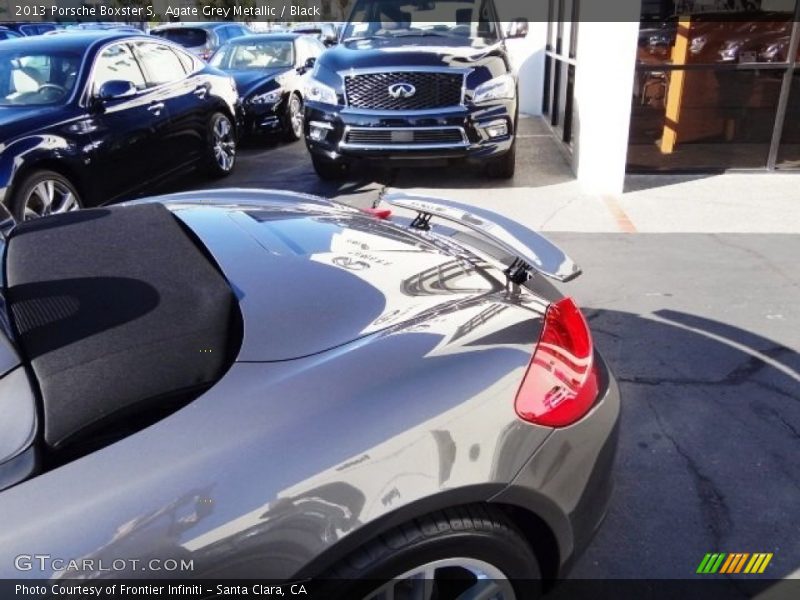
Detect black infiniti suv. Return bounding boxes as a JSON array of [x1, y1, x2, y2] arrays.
[[303, 0, 518, 180]]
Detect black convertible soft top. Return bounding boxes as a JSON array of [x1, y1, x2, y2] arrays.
[[5, 203, 239, 451]]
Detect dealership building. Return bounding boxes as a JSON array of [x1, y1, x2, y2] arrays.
[[501, 0, 800, 193], [7, 0, 799, 194]]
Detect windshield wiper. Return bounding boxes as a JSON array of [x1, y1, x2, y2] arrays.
[[390, 31, 455, 38], [342, 33, 394, 43]]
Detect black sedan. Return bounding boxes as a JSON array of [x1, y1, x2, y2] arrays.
[[209, 33, 327, 141], [0, 21, 59, 36], [0, 32, 239, 220], [0, 26, 21, 41]]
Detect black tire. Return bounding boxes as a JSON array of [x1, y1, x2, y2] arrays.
[[284, 93, 304, 142], [311, 154, 348, 181], [320, 505, 542, 600], [9, 169, 82, 221], [205, 112, 237, 178], [486, 140, 517, 180]]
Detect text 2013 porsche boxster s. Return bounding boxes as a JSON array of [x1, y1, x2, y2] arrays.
[[0, 190, 618, 599]]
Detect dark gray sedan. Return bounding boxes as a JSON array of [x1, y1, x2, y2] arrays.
[[0, 189, 618, 598]]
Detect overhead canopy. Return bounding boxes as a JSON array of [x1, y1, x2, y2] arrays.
[[5, 203, 240, 450]]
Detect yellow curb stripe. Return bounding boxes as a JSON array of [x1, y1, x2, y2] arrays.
[[603, 196, 637, 233]]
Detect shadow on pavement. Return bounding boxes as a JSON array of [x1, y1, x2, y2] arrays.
[[569, 306, 799, 583]]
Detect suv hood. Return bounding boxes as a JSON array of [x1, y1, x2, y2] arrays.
[[160, 193, 506, 362], [320, 38, 505, 72], [226, 67, 288, 97]]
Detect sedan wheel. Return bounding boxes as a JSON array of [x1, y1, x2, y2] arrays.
[[11, 170, 82, 221], [284, 94, 304, 142], [364, 558, 516, 600], [207, 112, 236, 177]]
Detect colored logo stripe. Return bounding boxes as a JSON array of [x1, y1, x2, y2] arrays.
[[698, 553, 773, 574], [720, 553, 749, 574], [745, 553, 773, 574], [697, 553, 726, 573]]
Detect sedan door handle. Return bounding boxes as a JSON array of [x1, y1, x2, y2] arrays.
[[193, 87, 208, 99], [147, 102, 165, 115]]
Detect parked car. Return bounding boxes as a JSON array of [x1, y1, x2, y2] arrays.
[[151, 22, 251, 61], [62, 22, 143, 34], [210, 33, 327, 140], [0, 32, 239, 220], [291, 22, 340, 46], [0, 21, 59, 36], [304, 0, 518, 180], [0, 188, 618, 597], [0, 26, 21, 41]]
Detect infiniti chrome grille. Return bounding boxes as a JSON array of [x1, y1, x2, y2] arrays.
[[344, 72, 464, 110]]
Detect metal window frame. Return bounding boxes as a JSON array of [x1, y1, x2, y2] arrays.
[[545, 2, 800, 172]]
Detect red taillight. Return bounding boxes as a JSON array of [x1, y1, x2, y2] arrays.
[[515, 297, 599, 427], [363, 208, 392, 220]]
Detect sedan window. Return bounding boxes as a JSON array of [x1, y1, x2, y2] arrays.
[[134, 42, 187, 86], [91, 44, 146, 95], [0, 50, 81, 105]]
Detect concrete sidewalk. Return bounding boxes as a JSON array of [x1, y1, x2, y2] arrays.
[[391, 116, 800, 234]]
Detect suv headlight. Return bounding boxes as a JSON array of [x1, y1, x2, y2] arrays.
[[250, 89, 283, 105], [473, 74, 516, 104], [305, 77, 338, 105]]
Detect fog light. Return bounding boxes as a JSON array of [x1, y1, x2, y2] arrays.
[[483, 120, 509, 139], [309, 121, 334, 141]]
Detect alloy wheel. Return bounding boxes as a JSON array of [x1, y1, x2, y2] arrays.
[[212, 116, 236, 172], [363, 558, 516, 600], [23, 179, 79, 220], [290, 96, 304, 138]]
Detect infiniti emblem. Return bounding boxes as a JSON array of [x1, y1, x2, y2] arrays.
[[388, 82, 416, 99]]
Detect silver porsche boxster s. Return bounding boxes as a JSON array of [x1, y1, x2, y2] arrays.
[[0, 189, 619, 599]]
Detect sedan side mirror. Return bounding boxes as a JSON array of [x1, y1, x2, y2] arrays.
[[506, 18, 529, 40], [97, 80, 137, 102], [304, 57, 317, 70]]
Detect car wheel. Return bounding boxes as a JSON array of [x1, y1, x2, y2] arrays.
[[321, 506, 541, 600], [311, 155, 348, 181], [10, 170, 82, 221], [284, 94, 304, 142], [206, 112, 237, 178], [486, 139, 516, 180]]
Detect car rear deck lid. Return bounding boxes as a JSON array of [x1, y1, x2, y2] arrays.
[[383, 193, 581, 283]]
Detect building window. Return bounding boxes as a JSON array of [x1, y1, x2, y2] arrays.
[[629, 0, 800, 171], [544, 0, 580, 147]]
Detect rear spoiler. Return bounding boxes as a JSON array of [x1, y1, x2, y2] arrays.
[[382, 193, 581, 283]]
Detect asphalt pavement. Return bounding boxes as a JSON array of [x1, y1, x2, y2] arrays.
[[165, 117, 800, 583]]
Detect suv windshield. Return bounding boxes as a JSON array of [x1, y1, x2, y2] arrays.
[[0, 50, 81, 106], [343, 0, 500, 45], [210, 41, 294, 70]]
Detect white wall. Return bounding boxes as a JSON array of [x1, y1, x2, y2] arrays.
[[571, 19, 641, 195]]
